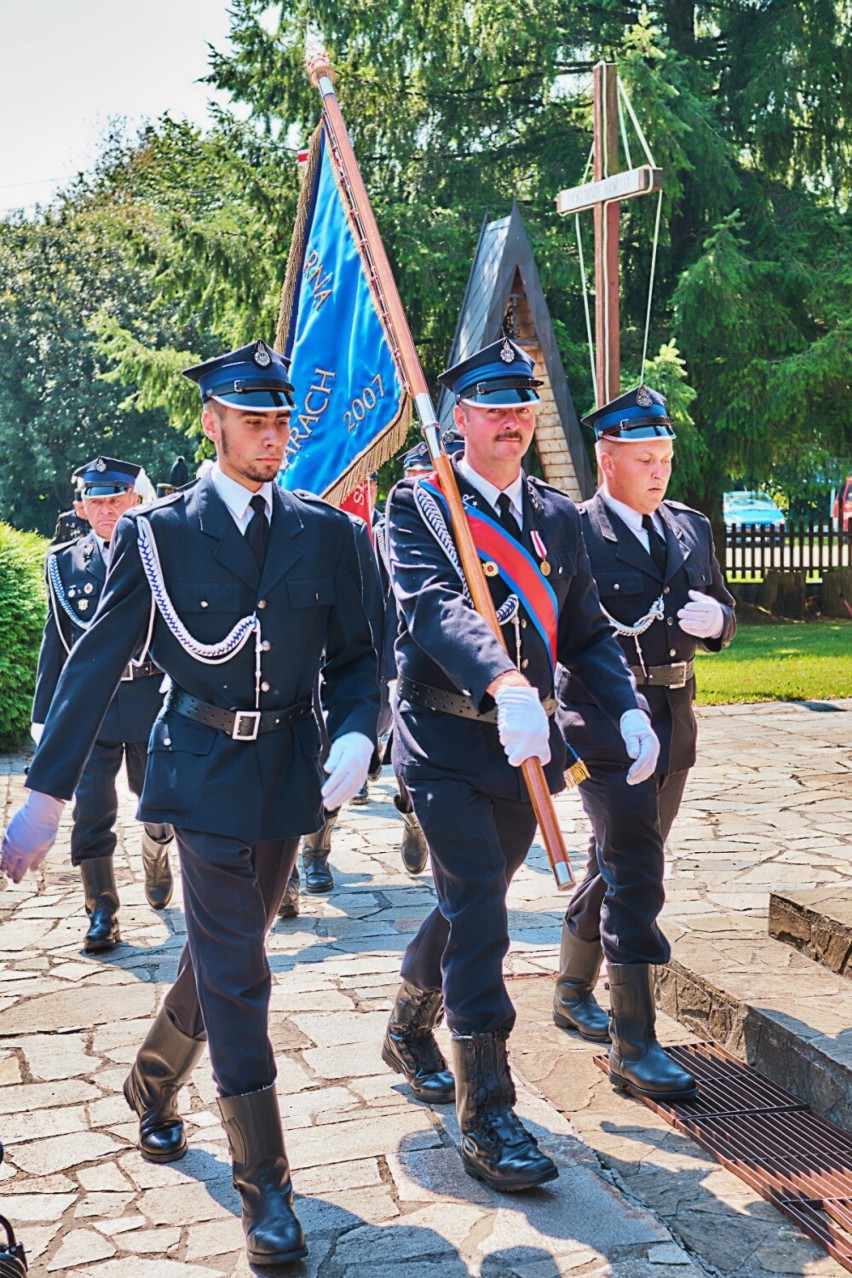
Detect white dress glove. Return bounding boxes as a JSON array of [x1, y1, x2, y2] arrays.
[[619, 709, 660, 786], [1, 791, 65, 883], [495, 686, 551, 768], [30, 723, 44, 745], [677, 589, 724, 639], [321, 732, 374, 811]]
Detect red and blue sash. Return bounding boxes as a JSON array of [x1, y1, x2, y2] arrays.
[[419, 475, 558, 672]]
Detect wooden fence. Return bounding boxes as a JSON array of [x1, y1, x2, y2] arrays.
[[724, 522, 852, 580]]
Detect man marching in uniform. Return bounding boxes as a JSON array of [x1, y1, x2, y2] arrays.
[[2, 340, 379, 1268], [34, 457, 173, 951], [555, 386, 735, 1098], [380, 338, 659, 1191]]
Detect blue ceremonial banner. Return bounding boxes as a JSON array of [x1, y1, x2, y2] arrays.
[[276, 123, 410, 503]]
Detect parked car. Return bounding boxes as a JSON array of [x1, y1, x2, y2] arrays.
[[723, 490, 785, 527], [832, 476, 852, 532]]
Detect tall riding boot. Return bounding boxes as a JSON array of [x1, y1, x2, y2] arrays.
[[393, 795, 429, 875], [552, 925, 610, 1042], [80, 858, 120, 953], [451, 1030, 558, 1192], [382, 981, 455, 1103], [277, 867, 300, 919], [218, 1085, 307, 1267], [607, 964, 697, 1099], [123, 1007, 205, 1162], [302, 809, 337, 894], [141, 824, 174, 910]]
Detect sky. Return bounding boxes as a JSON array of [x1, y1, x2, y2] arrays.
[[0, 0, 237, 216]]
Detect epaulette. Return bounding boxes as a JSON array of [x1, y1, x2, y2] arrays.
[[292, 489, 349, 518], [45, 537, 78, 557], [662, 498, 701, 516]]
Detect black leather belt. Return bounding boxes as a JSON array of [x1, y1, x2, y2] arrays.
[[120, 659, 159, 682], [629, 660, 694, 689], [166, 688, 312, 742], [397, 675, 557, 723]]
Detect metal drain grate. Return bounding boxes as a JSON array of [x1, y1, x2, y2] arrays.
[[593, 1041, 852, 1273]]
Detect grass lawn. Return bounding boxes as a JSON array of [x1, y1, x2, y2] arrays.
[[695, 621, 852, 704]]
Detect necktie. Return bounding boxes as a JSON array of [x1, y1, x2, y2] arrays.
[[642, 514, 667, 576], [245, 494, 269, 570], [496, 493, 522, 543]]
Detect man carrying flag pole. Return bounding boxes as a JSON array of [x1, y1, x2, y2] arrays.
[[298, 53, 661, 1191]]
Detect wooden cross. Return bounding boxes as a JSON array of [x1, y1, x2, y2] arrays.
[[555, 61, 662, 407]]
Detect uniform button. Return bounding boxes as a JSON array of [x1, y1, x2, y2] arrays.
[[257, 599, 267, 609], [664, 586, 670, 595], [200, 600, 208, 608], [261, 681, 270, 692], [521, 658, 529, 669], [261, 640, 271, 651], [666, 616, 673, 626], [614, 583, 620, 591], [163, 738, 171, 747], [521, 619, 528, 629], [669, 648, 677, 657]]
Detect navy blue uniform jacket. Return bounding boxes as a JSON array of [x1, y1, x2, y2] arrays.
[[559, 492, 736, 774], [33, 531, 164, 743], [388, 461, 640, 802], [27, 477, 380, 842]]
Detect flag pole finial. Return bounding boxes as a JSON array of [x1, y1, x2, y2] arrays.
[[307, 49, 335, 88]]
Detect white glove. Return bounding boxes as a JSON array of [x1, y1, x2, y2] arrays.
[[677, 589, 724, 639], [1, 791, 65, 883], [30, 723, 44, 745], [619, 709, 660, 786], [495, 685, 551, 768], [321, 732, 374, 811]]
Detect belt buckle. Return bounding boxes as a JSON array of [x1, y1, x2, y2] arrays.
[[669, 661, 688, 689], [120, 665, 134, 682], [232, 709, 261, 741]]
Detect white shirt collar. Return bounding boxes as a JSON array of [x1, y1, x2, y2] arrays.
[[210, 462, 274, 527], [457, 456, 524, 526], [601, 485, 663, 537]]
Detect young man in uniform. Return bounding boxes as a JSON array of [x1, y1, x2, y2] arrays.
[[554, 386, 735, 1099], [34, 457, 173, 950], [380, 338, 659, 1191], [2, 340, 379, 1268]]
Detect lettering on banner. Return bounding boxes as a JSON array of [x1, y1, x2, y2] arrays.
[[303, 250, 333, 311], [287, 367, 337, 458], [344, 373, 385, 433]]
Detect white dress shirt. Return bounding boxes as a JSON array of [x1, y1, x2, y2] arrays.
[[601, 486, 664, 555], [210, 463, 274, 534], [458, 456, 524, 529]]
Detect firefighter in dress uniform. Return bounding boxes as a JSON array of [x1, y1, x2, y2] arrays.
[[380, 338, 659, 1192], [554, 385, 735, 1100], [34, 457, 173, 951], [2, 340, 379, 1268]]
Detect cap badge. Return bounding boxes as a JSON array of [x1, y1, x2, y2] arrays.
[[95, 458, 107, 472], [636, 386, 652, 407], [253, 342, 271, 368], [499, 339, 514, 364]]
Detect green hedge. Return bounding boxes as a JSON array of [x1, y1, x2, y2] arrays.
[[0, 522, 48, 750]]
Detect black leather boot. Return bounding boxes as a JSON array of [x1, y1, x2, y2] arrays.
[[382, 981, 455, 1103], [80, 858, 120, 952], [123, 1008, 205, 1162], [277, 867, 300, 919], [393, 795, 429, 875], [141, 824, 174, 910], [607, 964, 697, 1099], [552, 925, 610, 1042], [302, 810, 337, 894], [452, 1031, 558, 1192], [218, 1085, 307, 1267]]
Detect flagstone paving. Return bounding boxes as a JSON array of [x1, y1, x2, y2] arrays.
[[0, 700, 849, 1275]]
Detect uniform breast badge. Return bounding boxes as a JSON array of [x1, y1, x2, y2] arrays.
[[78, 599, 89, 612], [530, 529, 550, 575], [483, 561, 499, 577]]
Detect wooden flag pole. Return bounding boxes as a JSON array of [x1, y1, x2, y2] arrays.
[[307, 52, 573, 890]]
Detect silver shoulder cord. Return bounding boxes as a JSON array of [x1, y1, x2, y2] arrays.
[[136, 516, 263, 705], [48, 542, 157, 667], [599, 595, 664, 679], [411, 484, 521, 665]]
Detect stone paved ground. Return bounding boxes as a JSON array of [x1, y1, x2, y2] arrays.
[[0, 700, 849, 1277]]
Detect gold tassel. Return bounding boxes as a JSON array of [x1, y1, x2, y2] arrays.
[[564, 758, 590, 789]]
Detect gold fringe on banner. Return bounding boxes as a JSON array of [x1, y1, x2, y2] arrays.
[[274, 119, 412, 508]]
